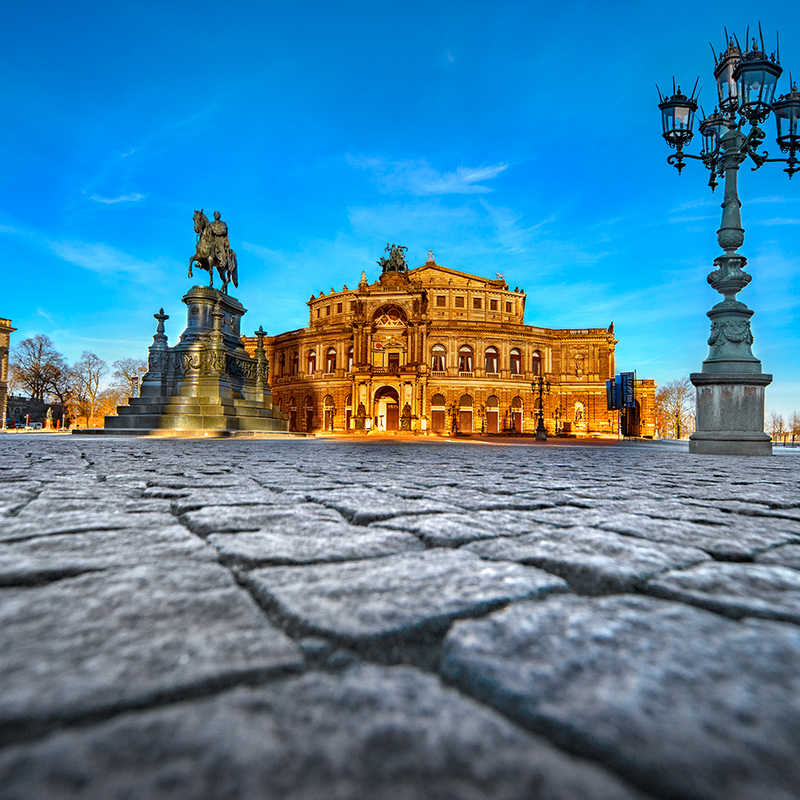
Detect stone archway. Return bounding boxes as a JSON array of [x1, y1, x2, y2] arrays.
[[374, 385, 400, 431], [486, 395, 500, 434]]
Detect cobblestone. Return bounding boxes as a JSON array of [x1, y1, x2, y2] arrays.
[[1, 434, 800, 799]]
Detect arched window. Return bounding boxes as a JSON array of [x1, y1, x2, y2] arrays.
[[431, 344, 447, 372], [292, 352, 299, 376], [458, 345, 473, 373], [485, 346, 499, 374], [307, 350, 316, 374], [510, 348, 521, 375], [532, 350, 542, 376], [279, 352, 285, 377], [326, 347, 337, 373], [347, 346, 354, 372], [459, 394, 474, 409], [431, 393, 446, 407]]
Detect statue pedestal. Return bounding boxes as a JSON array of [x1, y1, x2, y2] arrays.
[[102, 286, 290, 435], [689, 372, 772, 455]]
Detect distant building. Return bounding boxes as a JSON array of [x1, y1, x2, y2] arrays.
[[0, 318, 16, 429], [245, 252, 656, 436]]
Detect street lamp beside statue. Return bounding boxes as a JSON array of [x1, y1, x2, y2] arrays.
[[657, 25, 799, 455]]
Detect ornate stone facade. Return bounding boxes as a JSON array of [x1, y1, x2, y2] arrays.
[[245, 258, 656, 436], [0, 318, 16, 429]]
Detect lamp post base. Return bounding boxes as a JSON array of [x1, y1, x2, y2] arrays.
[[688, 372, 772, 455]]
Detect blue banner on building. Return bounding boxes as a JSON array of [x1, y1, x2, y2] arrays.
[[620, 371, 636, 409], [606, 378, 620, 410]]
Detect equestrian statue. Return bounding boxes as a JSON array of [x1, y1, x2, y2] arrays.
[[189, 209, 239, 294]]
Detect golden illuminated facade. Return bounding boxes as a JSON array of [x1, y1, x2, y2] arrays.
[[246, 253, 656, 436]]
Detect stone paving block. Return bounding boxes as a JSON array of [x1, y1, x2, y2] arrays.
[[0, 525, 216, 586], [303, 487, 460, 524], [0, 487, 38, 517], [463, 526, 710, 594], [246, 550, 568, 641], [208, 527, 423, 566], [755, 543, 800, 570], [17, 496, 172, 516], [597, 512, 797, 560], [399, 486, 557, 512], [0, 664, 647, 800], [370, 511, 547, 546], [645, 562, 800, 623], [172, 486, 302, 513], [441, 594, 800, 800], [0, 510, 178, 544], [0, 563, 302, 739], [181, 502, 339, 536]]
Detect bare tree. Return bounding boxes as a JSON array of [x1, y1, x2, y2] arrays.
[[789, 411, 800, 446], [112, 357, 147, 398], [655, 378, 694, 439], [766, 410, 785, 443], [9, 335, 69, 401], [70, 351, 108, 427]]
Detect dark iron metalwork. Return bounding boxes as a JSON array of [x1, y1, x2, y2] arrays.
[[531, 376, 550, 441], [657, 25, 797, 455]]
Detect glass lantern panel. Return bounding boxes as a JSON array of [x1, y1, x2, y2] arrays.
[[776, 104, 800, 138], [674, 105, 692, 130], [717, 65, 738, 105], [661, 106, 676, 134]]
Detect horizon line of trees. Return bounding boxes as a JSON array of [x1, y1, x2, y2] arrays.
[[7, 334, 146, 427]]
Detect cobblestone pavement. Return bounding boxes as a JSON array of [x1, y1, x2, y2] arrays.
[[1, 434, 800, 800]]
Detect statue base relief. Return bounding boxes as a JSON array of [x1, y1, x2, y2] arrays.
[[95, 286, 293, 436]]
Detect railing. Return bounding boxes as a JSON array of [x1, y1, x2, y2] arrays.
[[485, 372, 500, 378], [430, 371, 446, 377], [459, 372, 474, 378]]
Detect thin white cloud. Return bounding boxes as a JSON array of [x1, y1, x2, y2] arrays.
[[49, 240, 155, 276], [347, 155, 508, 196], [750, 196, 797, 204], [670, 198, 718, 213], [36, 307, 54, 323], [89, 193, 146, 204], [760, 217, 800, 226], [668, 214, 718, 223], [121, 149, 136, 158]]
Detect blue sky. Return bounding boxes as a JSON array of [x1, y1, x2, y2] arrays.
[[3, 1, 798, 417]]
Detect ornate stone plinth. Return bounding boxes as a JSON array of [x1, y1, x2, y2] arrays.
[[103, 286, 289, 434], [689, 372, 772, 455]]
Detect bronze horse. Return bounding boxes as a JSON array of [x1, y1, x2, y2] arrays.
[[188, 209, 238, 294]]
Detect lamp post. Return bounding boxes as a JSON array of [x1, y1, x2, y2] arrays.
[[532, 376, 550, 441], [658, 25, 799, 455]]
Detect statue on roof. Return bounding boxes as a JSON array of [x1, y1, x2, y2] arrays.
[[378, 243, 408, 274]]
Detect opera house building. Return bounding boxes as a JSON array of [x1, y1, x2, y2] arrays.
[[244, 249, 655, 437]]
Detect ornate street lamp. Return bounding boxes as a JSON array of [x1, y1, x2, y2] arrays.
[[657, 25, 799, 455], [531, 376, 550, 441]]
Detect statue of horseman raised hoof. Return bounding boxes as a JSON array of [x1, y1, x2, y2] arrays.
[[189, 209, 239, 294]]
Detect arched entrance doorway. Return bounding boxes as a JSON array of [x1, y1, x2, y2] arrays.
[[374, 386, 400, 431], [486, 395, 499, 434], [304, 396, 314, 432], [511, 396, 523, 433], [288, 397, 297, 431], [430, 393, 446, 433], [323, 395, 335, 432], [459, 394, 474, 434]]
